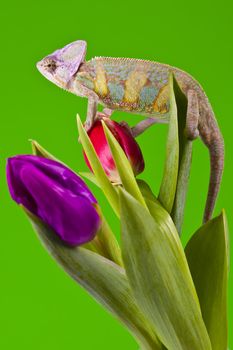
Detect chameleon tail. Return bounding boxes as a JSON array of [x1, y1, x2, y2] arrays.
[[203, 133, 224, 223]]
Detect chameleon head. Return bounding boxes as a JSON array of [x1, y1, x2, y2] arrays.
[[36, 40, 87, 89]]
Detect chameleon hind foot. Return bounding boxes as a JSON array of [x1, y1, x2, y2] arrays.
[[119, 121, 134, 135]]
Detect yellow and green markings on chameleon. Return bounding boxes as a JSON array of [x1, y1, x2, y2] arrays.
[[77, 58, 170, 114]]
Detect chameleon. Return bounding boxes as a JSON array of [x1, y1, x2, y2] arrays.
[[37, 40, 224, 223]]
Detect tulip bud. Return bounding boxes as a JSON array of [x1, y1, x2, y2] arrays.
[[84, 119, 145, 183], [6, 155, 100, 246]]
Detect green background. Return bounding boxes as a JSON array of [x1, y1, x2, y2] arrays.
[[1, 0, 232, 348]]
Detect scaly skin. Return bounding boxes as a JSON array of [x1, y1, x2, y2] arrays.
[[75, 58, 171, 118], [37, 41, 224, 223], [73, 57, 224, 223]]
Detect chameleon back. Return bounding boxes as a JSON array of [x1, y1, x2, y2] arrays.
[[76, 57, 173, 118]]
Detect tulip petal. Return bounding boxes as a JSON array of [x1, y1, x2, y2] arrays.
[[6, 155, 100, 246], [104, 119, 145, 175], [77, 114, 119, 216], [82, 116, 144, 184], [19, 164, 100, 245], [84, 120, 120, 183], [103, 122, 147, 209], [7, 155, 97, 204]]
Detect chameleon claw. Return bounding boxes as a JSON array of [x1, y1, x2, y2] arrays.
[[102, 108, 113, 118], [119, 121, 134, 136]]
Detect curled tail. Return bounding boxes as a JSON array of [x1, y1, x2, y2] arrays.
[[198, 108, 224, 223]]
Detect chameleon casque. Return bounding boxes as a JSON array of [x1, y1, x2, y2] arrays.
[[37, 40, 224, 223]]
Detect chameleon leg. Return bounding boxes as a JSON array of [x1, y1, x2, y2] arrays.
[[130, 90, 199, 139], [185, 90, 200, 140], [84, 99, 98, 131], [131, 118, 159, 137]]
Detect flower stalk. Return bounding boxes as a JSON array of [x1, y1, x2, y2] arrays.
[[171, 77, 193, 234]]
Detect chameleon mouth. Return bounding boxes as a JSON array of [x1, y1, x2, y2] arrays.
[[36, 60, 44, 74]]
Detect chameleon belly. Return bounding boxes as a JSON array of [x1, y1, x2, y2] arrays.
[[76, 58, 172, 117]]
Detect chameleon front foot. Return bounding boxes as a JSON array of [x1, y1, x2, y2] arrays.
[[84, 108, 113, 132]]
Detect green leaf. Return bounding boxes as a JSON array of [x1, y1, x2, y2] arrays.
[[158, 74, 179, 213], [77, 114, 119, 216], [94, 206, 123, 267], [30, 140, 76, 172], [145, 197, 182, 247], [137, 179, 157, 202], [102, 121, 147, 209], [79, 171, 100, 187], [119, 188, 212, 350], [23, 207, 163, 350], [30, 140, 60, 161], [185, 210, 229, 350], [171, 78, 193, 234]]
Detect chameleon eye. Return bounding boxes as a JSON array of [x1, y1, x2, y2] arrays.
[[46, 60, 57, 73]]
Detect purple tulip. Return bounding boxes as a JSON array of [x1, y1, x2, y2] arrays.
[[6, 155, 100, 246]]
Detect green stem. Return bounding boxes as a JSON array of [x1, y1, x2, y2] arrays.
[[171, 77, 193, 235], [171, 140, 193, 234]]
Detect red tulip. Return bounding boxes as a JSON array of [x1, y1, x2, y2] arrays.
[[84, 118, 145, 183]]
